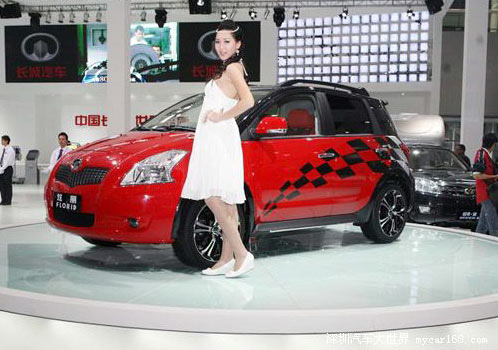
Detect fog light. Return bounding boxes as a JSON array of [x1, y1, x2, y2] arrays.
[[128, 218, 139, 228], [419, 205, 431, 214]]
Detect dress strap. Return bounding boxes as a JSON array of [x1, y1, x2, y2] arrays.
[[239, 59, 248, 77]]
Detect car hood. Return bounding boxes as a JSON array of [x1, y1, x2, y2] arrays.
[[413, 169, 475, 185], [66, 131, 194, 164]]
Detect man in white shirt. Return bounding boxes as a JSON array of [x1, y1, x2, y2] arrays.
[[0, 135, 16, 205], [130, 25, 147, 45], [48, 132, 72, 172]]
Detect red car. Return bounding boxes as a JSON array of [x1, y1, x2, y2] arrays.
[[45, 80, 414, 268]]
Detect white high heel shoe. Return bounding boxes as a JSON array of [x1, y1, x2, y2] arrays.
[[225, 252, 254, 278], [201, 259, 235, 276]]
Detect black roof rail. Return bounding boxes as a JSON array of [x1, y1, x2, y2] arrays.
[[279, 79, 370, 97]]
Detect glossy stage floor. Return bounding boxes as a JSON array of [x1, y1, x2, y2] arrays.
[[1, 219, 498, 335]]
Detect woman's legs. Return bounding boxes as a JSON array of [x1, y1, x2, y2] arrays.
[[205, 196, 249, 270]]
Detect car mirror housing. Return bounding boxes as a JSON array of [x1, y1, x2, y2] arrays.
[[252, 115, 288, 138]]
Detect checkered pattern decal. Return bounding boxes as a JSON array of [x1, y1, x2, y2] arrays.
[[263, 136, 401, 216]]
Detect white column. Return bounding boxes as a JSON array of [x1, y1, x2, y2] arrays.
[[461, 1, 489, 158], [429, 1, 453, 114], [106, 0, 131, 135]]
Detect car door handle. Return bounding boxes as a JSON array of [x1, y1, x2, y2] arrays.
[[318, 152, 338, 159]]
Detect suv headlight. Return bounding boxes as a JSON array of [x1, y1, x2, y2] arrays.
[[120, 149, 187, 186], [415, 178, 443, 195]]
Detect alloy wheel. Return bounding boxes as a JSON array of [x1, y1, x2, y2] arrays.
[[378, 189, 406, 237]]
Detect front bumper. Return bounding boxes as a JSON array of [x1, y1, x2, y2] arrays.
[[409, 192, 480, 226], [45, 179, 183, 244]]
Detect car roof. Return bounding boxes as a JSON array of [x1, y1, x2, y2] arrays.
[[408, 144, 453, 151]]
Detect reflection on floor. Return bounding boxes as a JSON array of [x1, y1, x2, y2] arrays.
[[2, 223, 498, 311]]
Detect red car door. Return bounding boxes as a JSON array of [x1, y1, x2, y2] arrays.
[[244, 93, 336, 223]]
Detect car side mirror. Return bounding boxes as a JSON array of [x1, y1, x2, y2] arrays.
[[251, 116, 288, 138]]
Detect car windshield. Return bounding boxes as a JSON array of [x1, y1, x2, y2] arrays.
[[409, 148, 469, 171], [138, 90, 270, 131]]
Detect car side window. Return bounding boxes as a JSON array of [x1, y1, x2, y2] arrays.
[[260, 95, 317, 137], [326, 94, 373, 134], [368, 99, 397, 136]]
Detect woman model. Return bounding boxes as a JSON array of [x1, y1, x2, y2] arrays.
[[180, 20, 255, 277]]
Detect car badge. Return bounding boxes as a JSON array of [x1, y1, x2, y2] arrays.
[[21, 33, 60, 62], [197, 30, 218, 60], [71, 158, 83, 171], [464, 187, 475, 196]]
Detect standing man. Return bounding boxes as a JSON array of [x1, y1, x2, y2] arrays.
[[0, 135, 15, 205], [48, 132, 72, 172], [473, 133, 498, 236], [454, 143, 471, 168]]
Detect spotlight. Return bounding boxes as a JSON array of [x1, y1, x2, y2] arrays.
[[293, 8, 300, 20], [220, 8, 227, 20], [249, 7, 257, 20], [407, 8, 416, 19], [425, 0, 444, 15], [58, 9, 64, 23], [155, 8, 167, 28], [229, 6, 237, 20], [29, 12, 41, 27], [69, 10, 75, 23], [83, 9, 89, 23], [188, 0, 212, 14], [96, 8, 102, 22], [339, 7, 348, 20], [273, 6, 285, 27], [264, 5, 270, 20], [140, 8, 147, 22], [45, 10, 51, 24]]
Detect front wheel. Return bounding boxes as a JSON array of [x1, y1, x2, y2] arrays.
[[173, 200, 247, 268], [361, 184, 408, 243]]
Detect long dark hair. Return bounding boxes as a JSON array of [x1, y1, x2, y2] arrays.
[[212, 20, 248, 83]]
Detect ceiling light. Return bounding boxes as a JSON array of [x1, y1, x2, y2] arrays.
[[45, 10, 51, 24], [249, 7, 257, 20], [29, 12, 41, 27], [58, 9, 64, 23], [273, 6, 285, 27], [197, 0, 205, 6], [155, 8, 167, 28], [83, 9, 89, 23], [96, 8, 102, 22], [293, 8, 299, 20], [339, 7, 348, 20], [229, 6, 237, 20], [69, 10, 75, 23], [220, 8, 227, 20], [140, 8, 147, 22], [264, 5, 270, 20]]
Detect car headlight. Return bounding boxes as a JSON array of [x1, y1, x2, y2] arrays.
[[120, 149, 187, 186], [415, 178, 443, 195]]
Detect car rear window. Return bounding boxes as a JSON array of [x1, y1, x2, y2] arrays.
[[325, 94, 373, 134], [368, 99, 397, 136]]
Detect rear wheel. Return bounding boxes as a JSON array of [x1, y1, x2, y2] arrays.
[[361, 184, 408, 243], [173, 200, 247, 268], [82, 237, 122, 247]]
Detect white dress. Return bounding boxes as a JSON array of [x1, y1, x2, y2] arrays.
[[180, 79, 246, 205]]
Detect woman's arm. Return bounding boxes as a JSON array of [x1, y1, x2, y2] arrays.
[[207, 63, 254, 122], [473, 173, 498, 180]]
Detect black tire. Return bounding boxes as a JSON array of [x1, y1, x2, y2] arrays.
[[361, 184, 408, 243], [173, 200, 247, 269], [82, 237, 122, 247]]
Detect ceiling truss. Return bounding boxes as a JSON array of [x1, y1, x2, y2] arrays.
[[13, 1, 428, 13]]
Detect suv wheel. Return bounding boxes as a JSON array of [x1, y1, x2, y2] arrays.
[[173, 201, 247, 268], [82, 237, 122, 247], [361, 184, 408, 243]]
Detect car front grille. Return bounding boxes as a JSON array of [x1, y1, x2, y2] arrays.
[[55, 164, 109, 187], [441, 185, 476, 198]]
